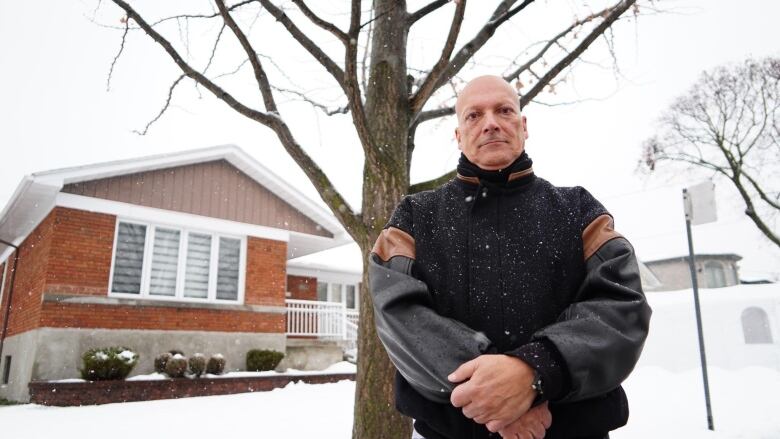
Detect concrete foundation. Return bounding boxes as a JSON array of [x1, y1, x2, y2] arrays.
[[0, 327, 286, 402], [278, 338, 344, 371]]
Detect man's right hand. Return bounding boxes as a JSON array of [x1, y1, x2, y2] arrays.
[[498, 402, 552, 439]]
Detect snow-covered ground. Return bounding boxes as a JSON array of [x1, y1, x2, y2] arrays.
[[1, 364, 777, 439]]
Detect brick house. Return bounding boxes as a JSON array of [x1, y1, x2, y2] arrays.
[[0, 145, 355, 402], [644, 253, 743, 291]]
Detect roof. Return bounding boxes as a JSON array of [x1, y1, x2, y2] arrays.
[[645, 253, 743, 265], [0, 144, 350, 262]]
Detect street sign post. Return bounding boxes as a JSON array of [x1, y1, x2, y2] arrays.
[[682, 180, 716, 431]]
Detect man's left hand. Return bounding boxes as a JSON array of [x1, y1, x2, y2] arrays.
[[448, 354, 537, 432]]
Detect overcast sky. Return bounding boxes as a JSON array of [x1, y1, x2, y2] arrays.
[[1, 0, 778, 279]]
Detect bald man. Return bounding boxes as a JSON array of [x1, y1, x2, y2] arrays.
[[369, 76, 650, 439]]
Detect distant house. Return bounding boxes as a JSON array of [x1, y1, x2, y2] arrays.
[[0, 145, 357, 402], [644, 253, 742, 291]]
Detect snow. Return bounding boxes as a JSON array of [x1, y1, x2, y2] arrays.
[[1, 366, 777, 439], [118, 350, 136, 362]]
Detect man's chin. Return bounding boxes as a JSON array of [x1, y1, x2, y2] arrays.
[[474, 153, 518, 170]]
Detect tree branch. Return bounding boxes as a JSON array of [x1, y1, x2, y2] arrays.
[[216, 0, 277, 112], [408, 170, 457, 193], [110, 0, 365, 237], [408, 0, 451, 26], [134, 74, 186, 136], [410, 0, 466, 114], [106, 19, 129, 91], [520, 0, 636, 107], [502, 6, 610, 85], [290, 0, 349, 43], [257, 0, 347, 91], [410, 0, 535, 119], [272, 85, 350, 116], [416, 106, 455, 126], [150, 0, 257, 27]]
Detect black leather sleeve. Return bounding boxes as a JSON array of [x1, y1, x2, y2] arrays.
[[533, 237, 652, 402], [368, 252, 493, 403]]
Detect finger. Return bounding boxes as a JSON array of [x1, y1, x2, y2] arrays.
[[448, 358, 478, 383], [486, 418, 511, 433], [531, 421, 545, 439], [538, 402, 552, 429], [461, 403, 478, 419], [450, 383, 472, 408]]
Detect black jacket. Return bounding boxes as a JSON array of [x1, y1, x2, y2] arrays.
[[369, 155, 651, 439]]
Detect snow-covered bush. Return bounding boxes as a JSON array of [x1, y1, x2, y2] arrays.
[[206, 354, 226, 375], [246, 349, 284, 372], [154, 352, 173, 374], [165, 354, 188, 378], [188, 353, 207, 377], [79, 346, 138, 381]]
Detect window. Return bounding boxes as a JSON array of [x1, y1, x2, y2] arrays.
[[741, 307, 774, 344], [316, 281, 359, 311], [109, 220, 245, 303], [704, 261, 726, 288], [2, 356, 10, 385]]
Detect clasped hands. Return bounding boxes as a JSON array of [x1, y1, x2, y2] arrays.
[[448, 355, 552, 439]]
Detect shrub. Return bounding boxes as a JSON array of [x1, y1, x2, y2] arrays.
[[165, 354, 188, 378], [206, 354, 226, 375], [154, 352, 173, 374], [189, 353, 207, 377], [246, 349, 284, 372], [80, 346, 138, 381]]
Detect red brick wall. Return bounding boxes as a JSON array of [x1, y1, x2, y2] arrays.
[[3, 211, 56, 337], [4, 206, 289, 336], [245, 237, 287, 306], [287, 275, 317, 301], [39, 302, 284, 333], [46, 207, 116, 296], [30, 373, 355, 406]]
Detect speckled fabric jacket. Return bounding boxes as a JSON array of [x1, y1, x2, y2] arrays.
[[368, 154, 651, 439]]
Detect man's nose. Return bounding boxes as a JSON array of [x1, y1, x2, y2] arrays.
[[482, 112, 500, 133]]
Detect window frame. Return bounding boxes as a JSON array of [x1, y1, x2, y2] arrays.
[[108, 218, 246, 304]]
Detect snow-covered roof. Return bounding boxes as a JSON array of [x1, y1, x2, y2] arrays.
[[0, 144, 350, 262]]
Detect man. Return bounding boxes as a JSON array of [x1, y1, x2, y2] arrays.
[[369, 75, 651, 439]]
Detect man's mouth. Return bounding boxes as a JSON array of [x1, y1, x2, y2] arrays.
[[479, 140, 507, 148]]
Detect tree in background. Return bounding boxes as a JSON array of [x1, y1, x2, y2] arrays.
[[102, 1, 650, 437], [642, 57, 780, 248]]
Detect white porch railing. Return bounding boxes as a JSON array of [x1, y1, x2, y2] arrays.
[[285, 299, 359, 343]]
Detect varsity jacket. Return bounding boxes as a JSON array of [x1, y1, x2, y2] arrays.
[[369, 153, 651, 439]]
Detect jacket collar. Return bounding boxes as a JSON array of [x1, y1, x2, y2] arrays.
[[455, 152, 535, 188]]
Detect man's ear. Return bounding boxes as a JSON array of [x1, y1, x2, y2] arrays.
[[455, 127, 463, 150], [521, 115, 529, 140]]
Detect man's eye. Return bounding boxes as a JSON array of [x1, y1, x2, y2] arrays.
[[466, 112, 479, 121], [500, 107, 514, 114]]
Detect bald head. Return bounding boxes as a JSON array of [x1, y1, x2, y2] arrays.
[[455, 75, 520, 118], [454, 75, 528, 170]]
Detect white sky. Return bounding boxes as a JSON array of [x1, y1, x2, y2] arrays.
[[0, 0, 778, 279]]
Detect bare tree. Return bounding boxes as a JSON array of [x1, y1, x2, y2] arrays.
[[642, 57, 780, 248], [100, 1, 649, 437]]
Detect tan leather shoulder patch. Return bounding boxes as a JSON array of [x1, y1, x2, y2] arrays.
[[582, 214, 622, 261], [372, 227, 416, 262]]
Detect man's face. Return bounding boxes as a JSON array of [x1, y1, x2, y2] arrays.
[[455, 76, 528, 170]]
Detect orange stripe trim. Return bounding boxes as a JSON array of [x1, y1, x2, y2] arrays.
[[508, 167, 534, 181]]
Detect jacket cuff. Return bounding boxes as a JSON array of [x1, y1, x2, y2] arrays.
[[505, 339, 571, 402]]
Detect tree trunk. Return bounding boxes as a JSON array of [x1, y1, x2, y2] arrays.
[[352, 2, 413, 439]]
